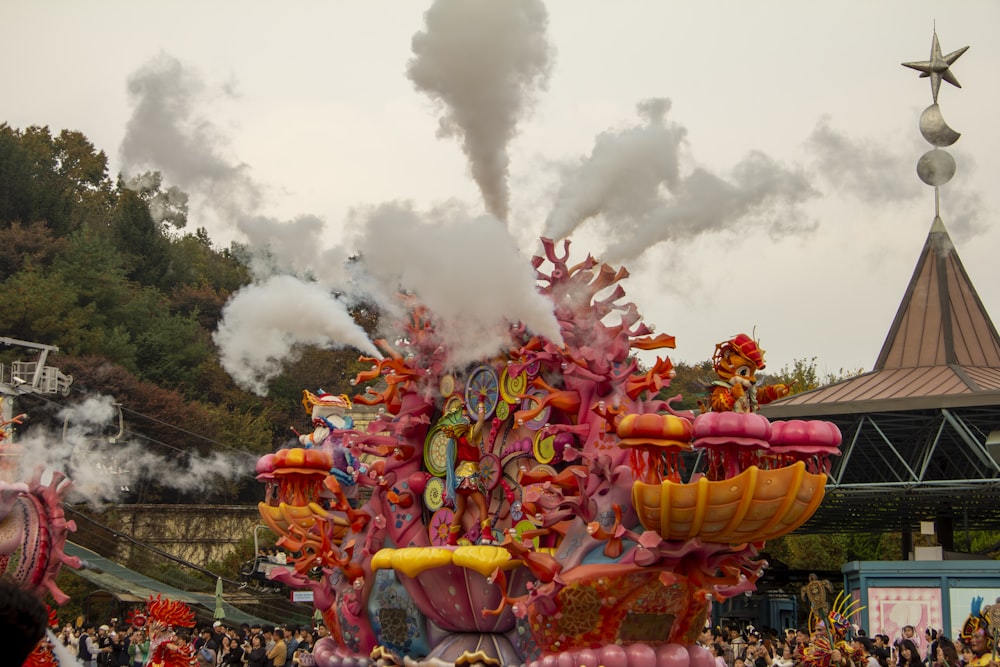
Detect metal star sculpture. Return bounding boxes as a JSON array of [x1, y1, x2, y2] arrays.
[[902, 30, 969, 103]]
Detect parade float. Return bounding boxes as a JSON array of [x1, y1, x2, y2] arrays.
[[0, 413, 80, 605], [0, 412, 82, 666], [256, 237, 843, 667]]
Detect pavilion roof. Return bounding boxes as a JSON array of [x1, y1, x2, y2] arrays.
[[763, 217, 1000, 418]]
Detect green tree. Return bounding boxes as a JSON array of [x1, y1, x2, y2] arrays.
[[760, 357, 865, 396], [653, 360, 714, 411], [109, 187, 172, 288], [0, 125, 112, 235]]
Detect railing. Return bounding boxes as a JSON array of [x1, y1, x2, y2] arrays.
[[63, 505, 315, 627]]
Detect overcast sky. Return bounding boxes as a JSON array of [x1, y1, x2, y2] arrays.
[[4, 1, 999, 379]]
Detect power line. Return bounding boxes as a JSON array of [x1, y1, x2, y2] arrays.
[[17, 384, 264, 462]]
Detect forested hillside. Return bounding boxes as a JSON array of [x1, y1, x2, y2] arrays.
[[0, 123, 373, 503]]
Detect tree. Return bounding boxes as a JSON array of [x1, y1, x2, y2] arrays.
[[759, 357, 864, 397], [0, 125, 112, 236], [109, 187, 172, 288], [0, 220, 68, 275], [661, 360, 715, 411]]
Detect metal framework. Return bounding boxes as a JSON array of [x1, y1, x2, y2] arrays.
[[779, 403, 1000, 534]]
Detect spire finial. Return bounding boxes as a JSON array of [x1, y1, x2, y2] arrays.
[[905, 28, 967, 223]]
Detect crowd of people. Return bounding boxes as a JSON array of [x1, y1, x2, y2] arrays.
[[53, 618, 328, 667], [700, 622, 992, 667]]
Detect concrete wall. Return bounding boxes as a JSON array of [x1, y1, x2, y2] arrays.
[[106, 504, 262, 568]]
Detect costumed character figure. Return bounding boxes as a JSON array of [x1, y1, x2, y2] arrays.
[[961, 596, 998, 667], [796, 574, 865, 667], [130, 595, 197, 667], [443, 403, 491, 545], [702, 333, 793, 413], [299, 390, 358, 502]]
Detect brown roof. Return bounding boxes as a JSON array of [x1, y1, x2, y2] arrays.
[[763, 217, 1000, 418]]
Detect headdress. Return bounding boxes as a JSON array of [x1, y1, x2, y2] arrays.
[[960, 596, 994, 652]]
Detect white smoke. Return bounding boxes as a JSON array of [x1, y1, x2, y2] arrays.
[[119, 53, 260, 219], [119, 52, 566, 392], [545, 98, 818, 264], [124, 170, 189, 228], [350, 203, 563, 367], [806, 116, 921, 204], [14, 396, 253, 506], [408, 0, 553, 222], [213, 275, 383, 395], [806, 116, 985, 240], [544, 98, 686, 242]]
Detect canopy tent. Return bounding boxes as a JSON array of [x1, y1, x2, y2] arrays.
[[63, 542, 280, 627]]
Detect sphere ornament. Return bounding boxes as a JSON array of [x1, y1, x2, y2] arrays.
[[916, 148, 956, 187]]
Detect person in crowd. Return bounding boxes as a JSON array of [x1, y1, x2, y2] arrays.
[[128, 627, 149, 667], [898, 627, 923, 667], [268, 624, 289, 666], [109, 624, 130, 667], [854, 636, 881, 667], [746, 642, 769, 667], [772, 643, 795, 667], [935, 636, 961, 667], [900, 639, 925, 667], [221, 634, 245, 666], [794, 626, 812, 664], [246, 634, 270, 667], [873, 635, 892, 667], [710, 643, 729, 667], [283, 626, 299, 661], [926, 629, 940, 667], [96, 624, 114, 666], [0, 578, 49, 666], [58, 623, 79, 657], [77, 624, 99, 667], [296, 627, 313, 653], [730, 625, 748, 665], [195, 628, 217, 667], [262, 625, 277, 653]]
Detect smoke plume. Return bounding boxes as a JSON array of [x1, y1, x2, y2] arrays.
[[350, 203, 564, 368], [213, 275, 383, 395], [408, 0, 553, 222], [119, 53, 260, 218], [545, 98, 818, 263], [124, 170, 189, 228], [806, 116, 921, 205], [15, 395, 252, 506]]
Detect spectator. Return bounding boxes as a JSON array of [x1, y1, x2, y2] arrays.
[[262, 625, 277, 653], [78, 624, 99, 667], [268, 625, 289, 666], [109, 625, 130, 667], [96, 624, 114, 666], [247, 634, 269, 667], [59, 623, 79, 657], [0, 578, 49, 666], [285, 626, 300, 661], [898, 626, 922, 667], [196, 629, 217, 667], [900, 639, 925, 667], [711, 643, 728, 667], [212, 620, 226, 649], [297, 628, 313, 653], [221, 634, 245, 666], [854, 636, 880, 667], [128, 628, 149, 667], [936, 636, 961, 667], [772, 644, 795, 667], [873, 635, 892, 667]]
